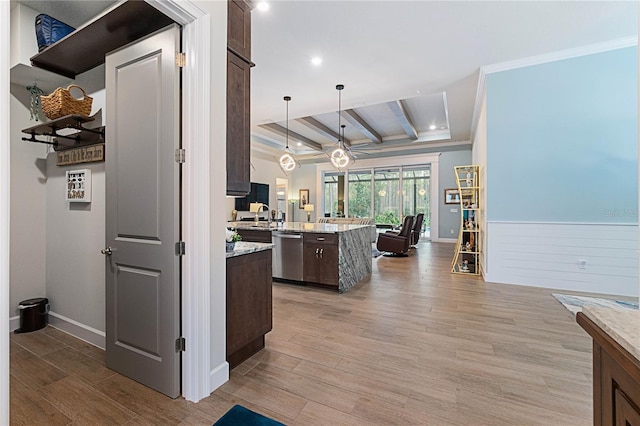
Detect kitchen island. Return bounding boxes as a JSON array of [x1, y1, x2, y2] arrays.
[[229, 222, 373, 293], [226, 241, 274, 369]]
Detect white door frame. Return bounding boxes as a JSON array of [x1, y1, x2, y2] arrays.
[[146, 0, 222, 402], [1, 1, 10, 423]]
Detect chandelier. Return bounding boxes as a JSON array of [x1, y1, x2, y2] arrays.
[[279, 95, 298, 174], [330, 84, 351, 170]]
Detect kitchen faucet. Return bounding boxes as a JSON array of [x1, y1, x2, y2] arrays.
[[263, 205, 271, 226]]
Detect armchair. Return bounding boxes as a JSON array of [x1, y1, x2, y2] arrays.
[[411, 213, 425, 246], [376, 215, 414, 256]]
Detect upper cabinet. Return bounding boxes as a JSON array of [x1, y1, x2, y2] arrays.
[[226, 0, 253, 197], [227, 0, 252, 61], [28, 2, 174, 79]]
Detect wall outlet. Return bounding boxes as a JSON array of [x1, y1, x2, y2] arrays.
[[450, 208, 458, 213], [579, 260, 587, 269], [450, 229, 454, 234]]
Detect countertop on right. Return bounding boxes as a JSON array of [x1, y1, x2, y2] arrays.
[[581, 306, 640, 362]]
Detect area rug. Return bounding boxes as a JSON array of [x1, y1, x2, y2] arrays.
[[552, 293, 639, 315], [213, 405, 285, 426]]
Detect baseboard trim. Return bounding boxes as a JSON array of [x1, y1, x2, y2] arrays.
[[9, 316, 18, 332], [437, 238, 457, 243], [209, 361, 229, 394], [48, 311, 105, 349]]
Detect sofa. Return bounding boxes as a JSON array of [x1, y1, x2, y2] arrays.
[[318, 217, 376, 243]]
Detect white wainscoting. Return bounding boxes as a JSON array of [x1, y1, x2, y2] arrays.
[[485, 222, 639, 297]]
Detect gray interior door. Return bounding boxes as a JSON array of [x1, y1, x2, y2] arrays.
[[104, 24, 181, 398]]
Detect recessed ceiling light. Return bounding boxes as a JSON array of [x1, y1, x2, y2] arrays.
[[416, 90, 421, 95], [256, 1, 269, 11], [311, 57, 323, 66], [429, 125, 436, 130], [296, 142, 302, 147]]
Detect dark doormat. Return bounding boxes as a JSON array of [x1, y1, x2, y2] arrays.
[[213, 405, 286, 426]]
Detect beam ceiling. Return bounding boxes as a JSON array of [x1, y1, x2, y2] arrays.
[[258, 123, 323, 151], [342, 109, 383, 144], [296, 117, 351, 148], [387, 100, 418, 140]]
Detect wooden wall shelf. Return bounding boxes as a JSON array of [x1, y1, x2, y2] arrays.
[[21, 114, 104, 151], [30, 1, 174, 79]]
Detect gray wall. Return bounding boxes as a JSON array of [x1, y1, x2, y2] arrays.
[[9, 63, 106, 330], [437, 150, 473, 239], [44, 67, 106, 331], [45, 155, 105, 330], [9, 85, 47, 317], [290, 163, 318, 222]]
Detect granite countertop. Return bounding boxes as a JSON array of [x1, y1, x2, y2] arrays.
[[582, 306, 640, 362], [228, 221, 372, 234], [225, 241, 274, 258]]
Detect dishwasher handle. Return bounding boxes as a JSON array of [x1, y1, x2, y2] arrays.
[[273, 232, 302, 239]]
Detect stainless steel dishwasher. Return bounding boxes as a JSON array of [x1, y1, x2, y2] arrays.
[[272, 231, 303, 281]]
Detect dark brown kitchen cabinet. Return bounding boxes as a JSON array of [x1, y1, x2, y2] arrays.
[[236, 228, 272, 243], [576, 312, 640, 426], [303, 233, 339, 287], [226, 50, 251, 196], [226, 249, 273, 369], [226, 0, 253, 196], [227, 0, 252, 59]]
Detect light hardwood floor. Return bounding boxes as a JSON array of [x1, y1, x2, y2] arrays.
[[11, 241, 604, 425]]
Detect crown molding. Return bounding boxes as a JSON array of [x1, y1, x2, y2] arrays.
[[483, 36, 637, 76], [470, 36, 638, 142]]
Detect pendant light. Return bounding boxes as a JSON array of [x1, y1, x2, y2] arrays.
[[279, 96, 298, 173], [330, 84, 350, 170]]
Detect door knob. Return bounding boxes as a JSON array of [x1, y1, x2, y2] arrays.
[[101, 247, 113, 255]]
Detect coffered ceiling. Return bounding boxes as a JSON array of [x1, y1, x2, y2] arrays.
[[250, 1, 638, 163]]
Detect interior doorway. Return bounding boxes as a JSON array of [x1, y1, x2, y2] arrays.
[[275, 177, 288, 221]]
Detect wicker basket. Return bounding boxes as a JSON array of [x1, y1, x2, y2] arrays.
[[41, 84, 93, 120]]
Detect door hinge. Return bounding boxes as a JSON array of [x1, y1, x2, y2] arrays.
[[175, 241, 186, 256], [176, 52, 186, 68], [175, 148, 185, 163], [175, 337, 186, 352]]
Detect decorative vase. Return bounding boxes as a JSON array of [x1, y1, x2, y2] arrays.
[[226, 241, 235, 252]]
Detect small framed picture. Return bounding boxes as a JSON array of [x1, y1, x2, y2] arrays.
[[299, 189, 309, 209], [444, 188, 460, 204], [66, 169, 91, 202]]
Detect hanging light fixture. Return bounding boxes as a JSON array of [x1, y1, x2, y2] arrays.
[[330, 84, 350, 170], [279, 96, 298, 174]]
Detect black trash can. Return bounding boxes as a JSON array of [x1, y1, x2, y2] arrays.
[[15, 298, 49, 334]]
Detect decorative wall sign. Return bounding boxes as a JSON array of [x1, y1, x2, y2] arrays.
[[66, 169, 91, 202], [57, 143, 105, 166]]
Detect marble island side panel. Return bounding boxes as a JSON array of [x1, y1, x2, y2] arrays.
[[338, 225, 372, 293]]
